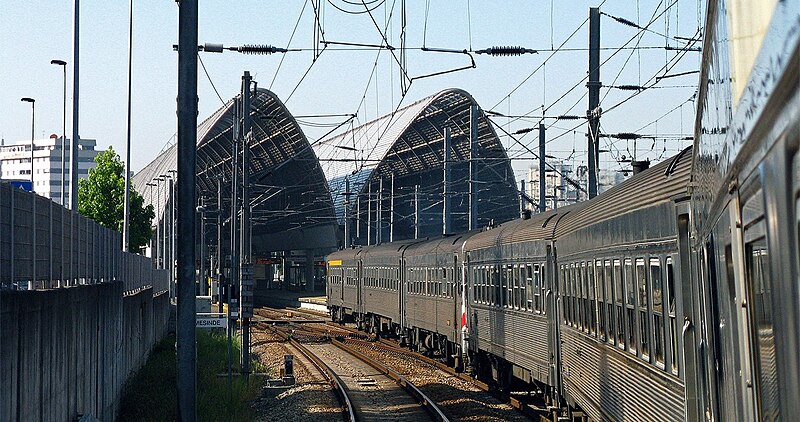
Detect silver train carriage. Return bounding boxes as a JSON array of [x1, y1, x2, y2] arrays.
[[463, 207, 573, 392], [689, 0, 800, 420], [553, 149, 692, 421]]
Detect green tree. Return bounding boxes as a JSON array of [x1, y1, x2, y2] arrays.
[[78, 147, 155, 252]]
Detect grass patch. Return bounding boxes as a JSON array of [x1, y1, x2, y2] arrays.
[[119, 330, 264, 421]]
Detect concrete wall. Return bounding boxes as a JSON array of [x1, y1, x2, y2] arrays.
[[0, 282, 169, 421]]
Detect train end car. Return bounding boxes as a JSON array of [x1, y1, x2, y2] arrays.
[[326, 247, 363, 323]]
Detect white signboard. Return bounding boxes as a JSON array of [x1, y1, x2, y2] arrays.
[[196, 313, 228, 329]]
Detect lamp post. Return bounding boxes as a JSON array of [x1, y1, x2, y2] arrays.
[[168, 169, 177, 299], [156, 176, 166, 268], [122, 0, 134, 252], [146, 182, 157, 260], [50, 60, 68, 205]]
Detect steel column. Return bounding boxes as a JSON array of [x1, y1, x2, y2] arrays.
[[414, 184, 419, 239], [377, 177, 383, 244], [469, 105, 478, 230], [176, 0, 198, 418], [390, 173, 394, 242], [587, 7, 601, 199], [240, 71, 252, 379], [539, 122, 546, 212], [367, 183, 372, 246], [344, 177, 350, 248], [443, 127, 452, 235]]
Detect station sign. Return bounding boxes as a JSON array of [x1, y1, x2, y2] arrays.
[[196, 313, 228, 329]]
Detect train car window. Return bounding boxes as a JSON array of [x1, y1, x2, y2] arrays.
[[478, 267, 484, 303], [578, 264, 584, 329], [567, 264, 577, 327], [527, 264, 535, 312], [636, 258, 650, 360], [492, 266, 499, 307], [473, 268, 480, 303], [511, 265, 519, 309], [584, 263, 592, 334], [605, 260, 614, 344], [560, 265, 568, 324], [502, 265, 510, 309], [666, 257, 678, 373], [597, 261, 606, 341], [625, 259, 637, 354], [746, 234, 779, 419], [588, 262, 597, 337], [518, 265, 526, 310], [574, 264, 581, 328], [650, 257, 665, 366], [614, 260, 625, 348], [479, 267, 484, 304]]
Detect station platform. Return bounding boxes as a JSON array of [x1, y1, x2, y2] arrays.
[[253, 289, 328, 313]]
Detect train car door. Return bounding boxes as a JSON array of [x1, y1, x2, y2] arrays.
[[546, 241, 563, 404], [357, 259, 364, 326], [399, 255, 407, 336], [701, 193, 758, 421]]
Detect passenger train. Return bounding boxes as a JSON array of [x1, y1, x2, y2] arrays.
[[327, 1, 800, 420]]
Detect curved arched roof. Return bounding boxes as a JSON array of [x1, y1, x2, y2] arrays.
[[133, 88, 336, 252], [317, 88, 520, 243]]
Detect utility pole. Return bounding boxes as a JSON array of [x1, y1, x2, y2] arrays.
[[240, 71, 253, 380], [228, 96, 240, 393], [587, 6, 601, 198], [519, 180, 526, 216], [122, 0, 134, 252], [469, 105, 478, 230], [443, 127, 452, 235], [539, 122, 546, 212], [176, 0, 198, 419]]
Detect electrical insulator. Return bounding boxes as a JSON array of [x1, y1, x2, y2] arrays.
[[514, 127, 535, 135], [616, 85, 644, 91], [557, 115, 581, 120], [475, 46, 538, 56], [235, 45, 288, 55]]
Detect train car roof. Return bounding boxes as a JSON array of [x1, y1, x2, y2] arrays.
[[554, 146, 692, 237], [464, 206, 575, 251], [404, 231, 479, 256], [361, 238, 427, 259], [326, 246, 364, 262]]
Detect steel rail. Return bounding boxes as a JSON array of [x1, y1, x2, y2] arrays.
[[330, 338, 451, 422], [257, 322, 356, 422]]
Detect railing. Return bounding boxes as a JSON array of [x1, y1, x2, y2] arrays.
[[0, 182, 166, 294]]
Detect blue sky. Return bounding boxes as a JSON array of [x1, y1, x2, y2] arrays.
[[0, 1, 703, 180]]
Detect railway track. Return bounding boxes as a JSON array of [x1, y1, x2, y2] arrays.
[[255, 318, 448, 422], [253, 306, 536, 420]]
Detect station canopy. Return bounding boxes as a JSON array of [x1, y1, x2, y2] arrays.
[[133, 88, 337, 254], [315, 88, 520, 244]]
